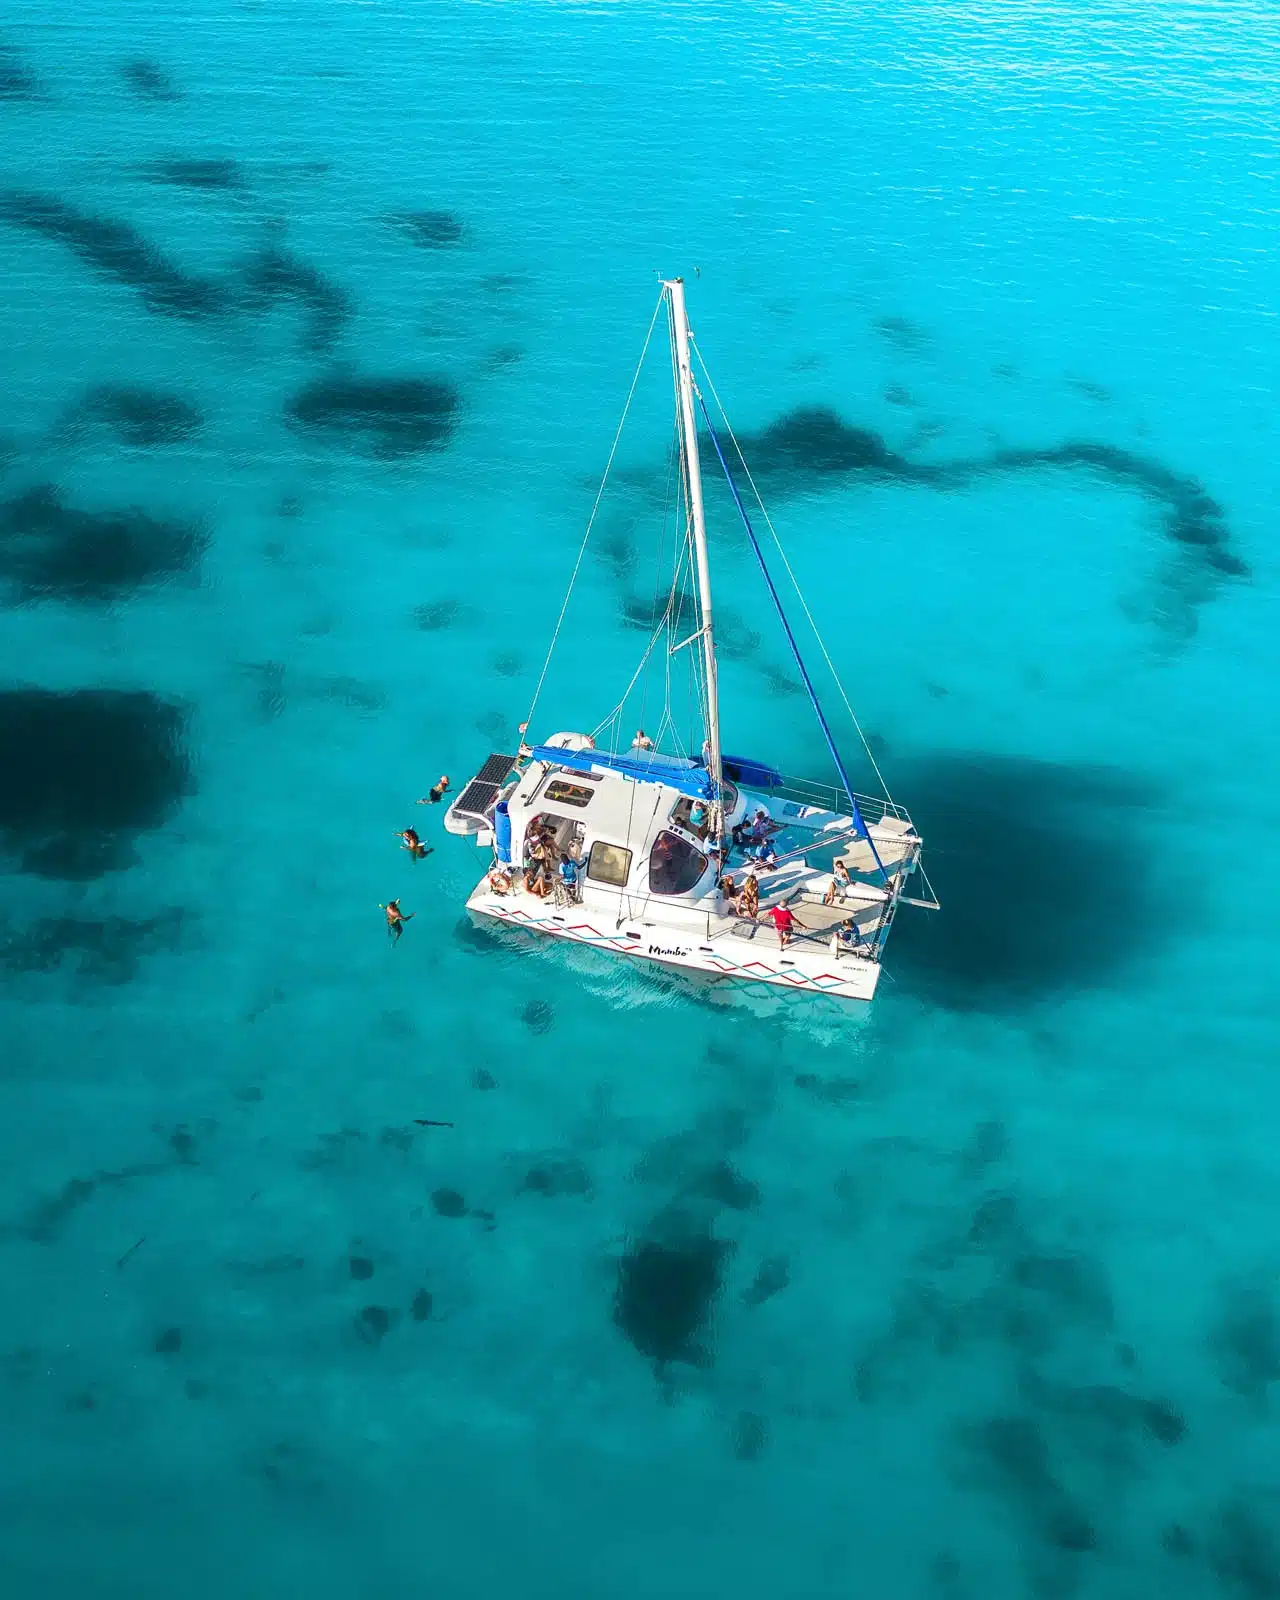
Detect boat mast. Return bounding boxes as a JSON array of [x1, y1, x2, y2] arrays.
[[665, 277, 723, 810]]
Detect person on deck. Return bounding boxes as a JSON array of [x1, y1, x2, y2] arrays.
[[381, 900, 413, 943], [767, 902, 805, 950], [823, 861, 852, 905], [558, 850, 583, 904], [750, 807, 781, 845], [739, 868, 760, 922], [830, 917, 861, 959], [526, 836, 552, 897], [633, 729, 653, 750], [751, 837, 778, 870], [719, 872, 739, 914]]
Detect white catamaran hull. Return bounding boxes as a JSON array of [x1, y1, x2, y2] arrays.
[[463, 881, 883, 1002]]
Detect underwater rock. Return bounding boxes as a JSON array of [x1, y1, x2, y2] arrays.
[[0, 43, 40, 99], [0, 482, 207, 600], [119, 58, 182, 101], [793, 1072, 862, 1106], [730, 1410, 768, 1462], [348, 1256, 374, 1281], [889, 752, 1163, 1012], [0, 688, 192, 878], [285, 373, 458, 457], [520, 998, 554, 1035], [727, 402, 1248, 623], [410, 1288, 433, 1322], [521, 1157, 592, 1199], [240, 243, 351, 353], [614, 1217, 728, 1368], [875, 315, 931, 352], [153, 1327, 183, 1355], [78, 383, 204, 446], [471, 1068, 497, 1091], [414, 599, 459, 631], [1162, 1523, 1196, 1559], [0, 190, 229, 319], [691, 1161, 759, 1211], [431, 1187, 466, 1218], [387, 209, 465, 247], [356, 1305, 394, 1344], [1208, 1496, 1280, 1599], [140, 157, 245, 192], [1209, 1283, 1280, 1401], [0, 910, 185, 983], [742, 1255, 790, 1309]]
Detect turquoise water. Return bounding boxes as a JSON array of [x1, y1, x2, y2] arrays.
[[2, 2, 1277, 1594]]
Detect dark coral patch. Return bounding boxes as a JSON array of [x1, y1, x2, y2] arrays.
[[140, 157, 245, 192], [240, 243, 351, 354], [0, 42, 41, 99], [78, 384, 204, 446], [119, 59, 182, 101], [387, 209, 465, 248], [520, 998, 553, 1035], [431, 1187, 466, 1218], [285, 374, 458, 457], [0, 190, 228, 320], [614, 1222, 727, 1368], [0, 483, 206, 600], [888, 752, 1163, 1011], [0, 909, 186, 984], [728, 403, 1248, 606], [0, 688, 192, 878]]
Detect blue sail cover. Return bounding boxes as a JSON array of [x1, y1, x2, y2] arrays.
[[529, 745, 715, 801]]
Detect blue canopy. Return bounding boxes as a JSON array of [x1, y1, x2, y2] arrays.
[[529, 745, 714, 801]]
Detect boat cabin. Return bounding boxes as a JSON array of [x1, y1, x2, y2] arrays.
[[501, 736, 747, 906]]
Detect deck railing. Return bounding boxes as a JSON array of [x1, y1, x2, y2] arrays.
[[764, 772, 912, 829]]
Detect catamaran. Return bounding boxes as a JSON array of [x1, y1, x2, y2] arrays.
[[444, 278, 937, 1003]]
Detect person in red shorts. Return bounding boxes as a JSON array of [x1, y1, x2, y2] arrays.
[[767, 902, 806, 949]]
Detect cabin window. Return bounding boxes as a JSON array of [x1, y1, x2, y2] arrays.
[[649, 830, 708, 896], [544, 778, 595, 809], [587, 840, 632, 888]]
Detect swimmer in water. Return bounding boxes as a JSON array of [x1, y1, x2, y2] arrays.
[[397, 827, 429, 861], [381, 899, 414, 943], [417, 776, 450, 805]]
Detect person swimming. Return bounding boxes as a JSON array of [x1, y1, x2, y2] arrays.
[[381, 899, 414, 942], [397, 827, 429, 860], [418, 776, 450, 805]]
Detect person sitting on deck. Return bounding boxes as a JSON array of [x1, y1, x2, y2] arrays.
[[750, 807, 782, 844], [767, 902, 806, 950], [633, 729, 653, 750], [830, 916, 862, 959], [739, 868, 760, 921], [719, 872, 739, 914], [823, 861, 852, 905], [688, 798, 710, 838], [750, 837, 778, 870]]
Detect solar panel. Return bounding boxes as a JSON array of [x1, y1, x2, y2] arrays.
[[474, 751, 516, 785], [451, 753, 517, 822], [454, 780, 500, 818]]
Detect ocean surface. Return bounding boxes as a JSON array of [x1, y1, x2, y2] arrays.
[[1, 2, 1277, 1595]]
